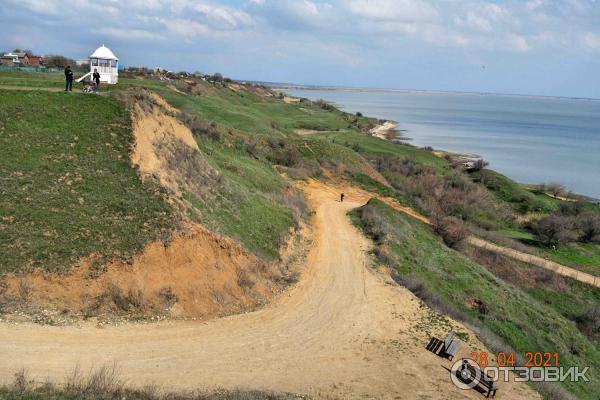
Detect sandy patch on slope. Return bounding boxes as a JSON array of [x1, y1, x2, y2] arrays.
[[0, 224, 296, 320], [0, 180, 540, 399], [369, 120, 397, 139], [130, 103, 200, 196]]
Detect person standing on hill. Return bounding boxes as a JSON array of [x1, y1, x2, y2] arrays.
[[92, 68, 100, 93], [64, 65, 73, 92], [340, 193, 345, 203]]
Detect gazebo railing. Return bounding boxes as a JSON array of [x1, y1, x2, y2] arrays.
[[93, 66, 116, 74]]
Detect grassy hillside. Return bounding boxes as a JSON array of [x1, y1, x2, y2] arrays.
[[352, 199, 600, 399], [0, 90, 176, 274], [469, 169, 561, 214], [2, 71, 599, 399], [0, 72, 383, 274]]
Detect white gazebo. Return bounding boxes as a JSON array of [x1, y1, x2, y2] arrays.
[[78, 44, 119, 84]]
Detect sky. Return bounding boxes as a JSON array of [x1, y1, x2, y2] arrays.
[[1, 0, 600, 98]]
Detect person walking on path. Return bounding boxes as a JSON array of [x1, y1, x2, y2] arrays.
[[92, 69, 101, 93], [64, 66, 73, 92], [340, 193, 345, 203]]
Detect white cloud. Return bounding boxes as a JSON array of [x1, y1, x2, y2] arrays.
[[581, 32, 600, 50], [506, 33, 531, 52], [2, 0, 599, 66], [192, 3, 254, 28], [98, 27, 162, 40], [167, 19, 212, 38], [346, 0, 438, 21]]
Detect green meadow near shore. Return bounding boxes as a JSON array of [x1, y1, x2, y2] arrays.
[[2, 70, 600, 399]]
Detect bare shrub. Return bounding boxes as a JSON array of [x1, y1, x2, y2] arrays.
[[268, 147, 302, 167], [159, 139, 226, 197], [461, 245, 567, 291], [469, 158, 489, 172], [83, 364, 124, 396], [210, 73, 224, 83], [432, 215, 470, 248], [279, 191, 309, 221], [126, 288, 146, 310], [546, 182, 566, 198], [286, 159, 321, 180], [577, 211, 600, 243], [444, 171, 472, 191], [106, 284, 130, 311], [3, 367, 303, 400], [159, 287, 178, 309], [115, 89, 157, 114], [237, 270, 255, 289], [267, 137, 285, 149], [18, 280, 32, 301], [245, 140, 262, 159], [12, 368, 31, 395], [572, 306, 600, 342], [313, 99, 337, 112], [559, 201, 587, 216], [374, 155, 431, 177], [180, 112, 222, 141], [357, 201, 393, 243], [373, 245, 397, 268], [534, 214, 577, 246]]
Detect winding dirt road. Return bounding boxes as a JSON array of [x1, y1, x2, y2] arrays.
[[0, 182, 539, 399]]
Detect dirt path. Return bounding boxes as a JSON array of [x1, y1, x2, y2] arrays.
[[0, 85, 65, 92], [466, 237, 600, 288], [0, 181, 538, 399], [368, 190, 600, 289], [0, 85, 108, 95]]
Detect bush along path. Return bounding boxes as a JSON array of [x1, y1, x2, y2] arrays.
[[368, 187, 600, 289], [0, 180, 539, 400]]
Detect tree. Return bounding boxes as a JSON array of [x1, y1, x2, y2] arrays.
[[43, 55, 75, 68], [577, 212, 600, 243], [534, 214, 577, 246], [469, 158, 489, 172], [546, 182, 566, 198]]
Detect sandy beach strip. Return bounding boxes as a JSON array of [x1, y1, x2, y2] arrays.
[[369, 120, 398, 139]]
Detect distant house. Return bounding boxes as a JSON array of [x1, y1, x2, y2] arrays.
[[0, 52, 21, 66], [0, 52, 43, 67], [24, 55, 43, 67]]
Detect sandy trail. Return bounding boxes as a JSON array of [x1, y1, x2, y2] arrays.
[[0, 85, 108, 94], [367, 187, 600, 288], [0, 181, 538, 399]]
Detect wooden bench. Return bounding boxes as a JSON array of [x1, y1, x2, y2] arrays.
[[426, 331, 461, 360], [457, 360, 498, 398]]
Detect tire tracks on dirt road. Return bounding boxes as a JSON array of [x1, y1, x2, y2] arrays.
[[0, 181, 539, 399]]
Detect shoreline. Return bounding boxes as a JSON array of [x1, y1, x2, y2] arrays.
[[367, 121, 597, 202], [369, 120, 398, 140], [369, 120, 481, 162], [281, 90, 597, 200]]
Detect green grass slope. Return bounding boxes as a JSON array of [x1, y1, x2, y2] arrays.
[[352, 199, 600, 399], [0, 90, 176, 274]]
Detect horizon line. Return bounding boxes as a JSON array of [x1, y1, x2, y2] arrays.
[[262, 82, 600, 102]]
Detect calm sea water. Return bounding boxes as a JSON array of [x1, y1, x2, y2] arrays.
[[286, 89, 600, 199]]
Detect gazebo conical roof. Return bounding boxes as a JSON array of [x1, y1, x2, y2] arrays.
[[90, 45, 118, 61]]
